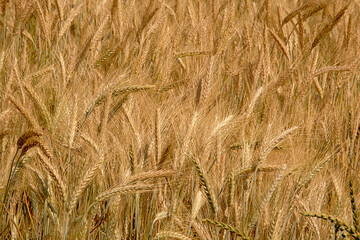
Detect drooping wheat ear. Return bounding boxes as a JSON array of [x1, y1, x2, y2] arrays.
[[95, 184, 156, 202], [19, 138, 40, 159], [313, 66, 351, 77], [257, 127, 298, 163], [296, 146, 340, 192], [108, 94, 129, 123], [268, 28, 290, 60], [235, 165, 283, 177], [311, 4, 349, 50], [82, 81, 117, 127], [211, 115, 234, 138], [26, 66, 54, 81], [203, 219, 251, 239], [154, 231, 191, 240], [175, 51, 211, 58], [191, 156, 218, 215], [17, 130, 42, 150], [303, 3, 327, 20], [36, 148, 66, 203], [80, 132, 99, 153], [126, 170, 175, 184], [68, 152, 105, 212], [301, 212, 360, 238], [156, 80, 185, 93], [85, 84, 154, 124], [58, 3, 83, 39], [349, 180, 360, 233], [112, 85, 155, 97], [94, 45, 121, 67], [23, 82, 52, 127], [8, 94, 41, 130], [281, 3, 311, 26]]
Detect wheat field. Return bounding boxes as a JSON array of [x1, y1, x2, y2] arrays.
[[0, 0, 359, 239]]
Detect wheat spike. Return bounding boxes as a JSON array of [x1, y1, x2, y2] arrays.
[[36, 148, 66, 203], [90, 14, 111, 57], [68, 152, 104, 212], [203, 219, 251, 239], [311, 4, 349, 50], [58, 3, 83, 39], [191, 156, 218, 215], [281, 3, 311, 26], [23, 82, 52, 128], [154, 231, 192, 240], [8, 94, 41, 130], [302, 212, 359, 238], [268, 28, 290, 60], [95, 184, 156, 202], [257, 127, 298, 163]]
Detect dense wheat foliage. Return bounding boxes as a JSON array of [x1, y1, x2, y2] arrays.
[[0, 0, 360, 239]]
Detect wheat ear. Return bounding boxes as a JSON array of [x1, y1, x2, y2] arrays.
[[95, 184, 156, 202], [281, 3, 311, 26], [349, 180, 360, 233], [203, 219, 251, 239], [191, 156, 218, 215], [58, 3, 83, 39], [268, 28, 290, 60], [311, 4, 349, 50], [8, 94, 41, 130], [68, 152, 104, 212], [257, 127, 298, 163], [90, 14, 111, 58], [301, 212, 359, 238], [154, 108, 161, 168], [154, 231, 192, 240]]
